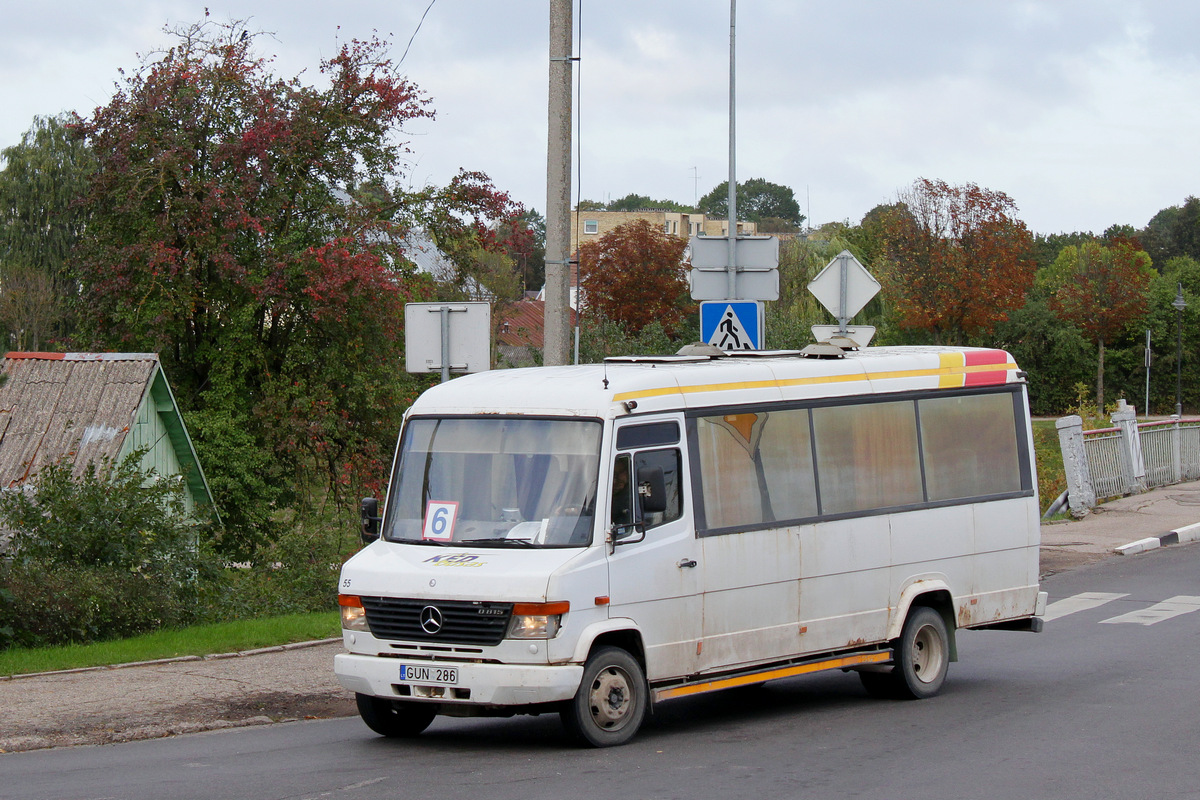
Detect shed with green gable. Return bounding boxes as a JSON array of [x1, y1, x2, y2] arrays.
[[0, 352, 216, 520]]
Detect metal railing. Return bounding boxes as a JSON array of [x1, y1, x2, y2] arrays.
[[1080, 417, 1200, 500]]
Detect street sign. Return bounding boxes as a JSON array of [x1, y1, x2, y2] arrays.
[[807, 250, 880, 324], [405, 302, 491, 380], [688, 235, 780, 301], [701, 301, 763, 351]]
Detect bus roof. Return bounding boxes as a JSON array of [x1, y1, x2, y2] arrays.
[[410, 346, 1023, 419]]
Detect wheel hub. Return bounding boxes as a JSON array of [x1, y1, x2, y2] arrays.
[[589, 667, 632, 728]]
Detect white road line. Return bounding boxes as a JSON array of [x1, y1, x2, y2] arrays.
[[1100, 595, 1200, 626], [1043, 592, 1129, 622]]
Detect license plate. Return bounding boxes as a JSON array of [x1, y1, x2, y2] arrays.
[[399, 664, 459, 685]]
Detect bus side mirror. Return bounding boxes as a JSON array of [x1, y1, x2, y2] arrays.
[[636, 465, 667, 514], [360, 497, 381, 544]]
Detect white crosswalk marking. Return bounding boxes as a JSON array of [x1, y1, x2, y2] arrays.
[[1043, 592, 1128, 622], [1099, 595, 1200, 626]]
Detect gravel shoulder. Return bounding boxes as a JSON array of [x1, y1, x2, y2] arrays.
[[0, 640, 354, 753]]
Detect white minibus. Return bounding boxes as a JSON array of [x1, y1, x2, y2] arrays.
[[335, 345, 1046, 747]]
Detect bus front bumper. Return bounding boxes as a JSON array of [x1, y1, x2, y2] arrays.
[[334, 653, 584, 706]]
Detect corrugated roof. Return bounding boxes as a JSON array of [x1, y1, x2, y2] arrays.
[[0, 353, 161, 487], [497, 300, 577, 347]]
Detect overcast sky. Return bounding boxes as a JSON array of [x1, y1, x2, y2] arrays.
[[3, 1, 1197, 235]]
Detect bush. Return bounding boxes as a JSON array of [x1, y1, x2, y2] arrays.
[[0, 452, 213, 648], [197, 507, 360, 621], [0, 562, 199, 647]]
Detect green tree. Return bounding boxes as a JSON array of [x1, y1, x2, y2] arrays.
[[990, 298, 1093, 415], [71, 19, 517, 554], [605, 193, 692, 213], [876, 179, 1036, 346], [1041, 239, 1154, 409], [1032, 231, 1095, 272], [698, 178, 804, 229], [578, 218, 693, 335], [1142, 256, 1200, 414], [503, 208, 546, 294], [0, 114, 95, 349], [1141, 204, 1182, 267], [1140, 197, 1200, 268]]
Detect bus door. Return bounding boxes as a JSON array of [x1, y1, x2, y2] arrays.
[[604, 415, 702, 681]]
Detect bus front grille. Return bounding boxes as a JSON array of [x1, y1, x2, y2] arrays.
[[361, 597, 512, 646]]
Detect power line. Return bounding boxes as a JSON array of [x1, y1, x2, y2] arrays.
[[399, 0, 438, 66]]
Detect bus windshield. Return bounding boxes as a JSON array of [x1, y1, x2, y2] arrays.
[[382, 417, 602, 548]]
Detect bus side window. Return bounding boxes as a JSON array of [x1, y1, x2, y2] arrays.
[[635, 449, 683, 529], [611, 454, 634, 528]]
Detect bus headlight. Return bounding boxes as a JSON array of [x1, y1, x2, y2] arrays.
[[339, 594, 370, 632], [508, 601, 569, 639]]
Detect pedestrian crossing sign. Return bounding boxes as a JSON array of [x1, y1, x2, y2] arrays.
[[700, 301, 763, 351]]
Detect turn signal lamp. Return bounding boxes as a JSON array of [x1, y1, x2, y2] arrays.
[[339, 594, 369, 632], [507, 601, 569, 639]]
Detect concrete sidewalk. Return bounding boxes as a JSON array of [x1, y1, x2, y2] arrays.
[[1040, 478, 1200, 575]]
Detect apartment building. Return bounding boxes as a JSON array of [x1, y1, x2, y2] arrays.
[[569, 209, 758, 252]]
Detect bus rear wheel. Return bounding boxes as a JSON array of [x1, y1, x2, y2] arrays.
[[859, 606, 949, 700], [561, 646, 647, 747], [355, 693, 437, 738]]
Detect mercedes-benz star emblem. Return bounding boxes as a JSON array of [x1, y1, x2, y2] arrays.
[[419, 605, 443, 635]]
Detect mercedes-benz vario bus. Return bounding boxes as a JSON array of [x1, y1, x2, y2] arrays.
[[335, 346, 1046, 747]]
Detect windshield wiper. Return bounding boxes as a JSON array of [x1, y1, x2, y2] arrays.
[[458, 537, 536, 548]]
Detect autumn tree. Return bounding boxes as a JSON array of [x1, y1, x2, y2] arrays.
[[0, 114, 95, 349], [578, 218, 693, 336], [72, 19, 520, 553], [876, 179, 1035, 345], [1041, 239, 1154, 409]]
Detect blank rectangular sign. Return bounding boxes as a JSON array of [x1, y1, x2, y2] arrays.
[[405, 302, 491, 374]]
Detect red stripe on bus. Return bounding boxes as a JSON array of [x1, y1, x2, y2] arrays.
[[964, 370, 1008, 386], [963, 349, 1009, 366]]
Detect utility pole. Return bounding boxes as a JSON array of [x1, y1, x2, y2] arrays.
[[544, 0, 573, 366], [725, 0, 738, 301]]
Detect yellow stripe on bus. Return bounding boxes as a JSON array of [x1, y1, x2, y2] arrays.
[[612, 361, 1017, 403], [652, 651, 892, 702]]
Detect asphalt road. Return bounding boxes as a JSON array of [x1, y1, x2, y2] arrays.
[[6, 541, 1200, 800]]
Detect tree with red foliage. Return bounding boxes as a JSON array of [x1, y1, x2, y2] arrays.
[[1042, 238, 1153, 409], [72, 19, 522, 552], [577, 218, 693, 336], [877, 179, 1035, 345]]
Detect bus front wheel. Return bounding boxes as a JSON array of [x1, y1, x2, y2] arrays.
[[561, 646, 648, 747]]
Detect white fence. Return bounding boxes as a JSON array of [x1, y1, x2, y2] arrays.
[[1057, 401, 1200, 516]]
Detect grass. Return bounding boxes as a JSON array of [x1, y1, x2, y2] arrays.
[[1032, 419, 1067, 514], [0, 611, 340, 677]]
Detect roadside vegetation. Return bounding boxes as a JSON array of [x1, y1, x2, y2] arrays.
[[1, 15, 1196, 666], [0, 612, 338, 677]]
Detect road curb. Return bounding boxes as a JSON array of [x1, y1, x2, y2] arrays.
[[1115, 521, 1200, 556], [0, 637, 343, 682]]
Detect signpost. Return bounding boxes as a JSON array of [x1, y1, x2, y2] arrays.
[[688, 235, 780, 302], [404, 302, 491, 381], [807, 250, 880, 345]]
